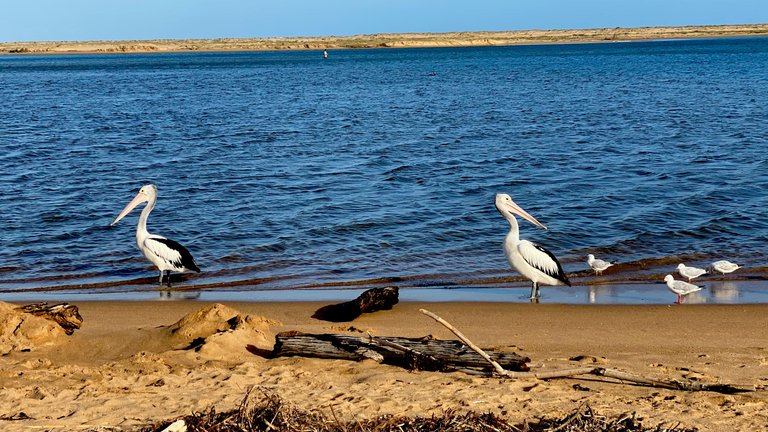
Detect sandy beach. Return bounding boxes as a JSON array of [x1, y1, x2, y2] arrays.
[[2, 24, 768, 54], [1, 299, 766, 431]]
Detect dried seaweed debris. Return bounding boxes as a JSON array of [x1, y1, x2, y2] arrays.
[[142, 388, 698, 432]]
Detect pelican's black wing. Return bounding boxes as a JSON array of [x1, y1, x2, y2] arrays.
[[518, 240, 571, 286], [144, 237, 201, 272]]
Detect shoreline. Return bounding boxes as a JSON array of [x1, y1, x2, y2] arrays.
[[3, 252, 767, 301], [2, 265, 767, 304], [2, 24, 768, 55], [1, 300, 766, 430], [2, 280, 768, 305]]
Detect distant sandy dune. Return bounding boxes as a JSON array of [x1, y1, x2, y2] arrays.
[[2, 24, 768, 54]]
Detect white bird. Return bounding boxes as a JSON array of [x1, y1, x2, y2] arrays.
[[587, 254, 615, 275], [710, 260, 740, 275], [110, 184, 200, 286], [495, 193, 571, 300], [676, 263, 707, 282], [664, 274, 704, 304]]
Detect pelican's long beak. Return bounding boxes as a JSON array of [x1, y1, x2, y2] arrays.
[[507, 200, 548, 230], [110, 191, 148, 226]]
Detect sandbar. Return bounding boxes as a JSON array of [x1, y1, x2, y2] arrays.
[[2, 24, 768, 55]]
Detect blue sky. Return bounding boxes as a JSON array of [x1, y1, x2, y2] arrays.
[[2, 0, 768, 42]]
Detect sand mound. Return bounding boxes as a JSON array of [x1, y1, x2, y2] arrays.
[[165, 303, 279, 360], [0, 302, 69, 354]]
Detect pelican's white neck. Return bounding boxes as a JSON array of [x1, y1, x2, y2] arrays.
[[503, 210, 520, 243], [136, 194, 156, 242]]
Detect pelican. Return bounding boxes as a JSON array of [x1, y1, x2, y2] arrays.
[[110, 184, 200, 286], [676, 263, 707, 282], [587, 254, 615, 275], [710, 260, 740, 275], [664, 275, 704, 304], [495, 193, 570, 300]]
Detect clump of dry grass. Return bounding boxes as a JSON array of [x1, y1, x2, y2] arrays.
[[142, 388, 697, 432]]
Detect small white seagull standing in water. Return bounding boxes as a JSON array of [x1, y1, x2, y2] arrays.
[[710, 260, 740, 275], [676, 263, 707, 282], [587, 254, 615, 275], [664, 275, 704, 304]]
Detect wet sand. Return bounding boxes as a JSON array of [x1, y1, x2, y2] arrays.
[[2, 24, 768, 54], [3, 266, 768, 305], [0, 300, 766, 431]]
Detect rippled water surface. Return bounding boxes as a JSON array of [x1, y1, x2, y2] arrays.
[[1, 37, 768, 300]]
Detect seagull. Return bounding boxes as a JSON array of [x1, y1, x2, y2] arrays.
[[587, 254, 615, 275], [495, 193, 571, 300], [110, 184, 200, 286], [676, 263, 707, 283], [710, 260, 740, 275], [664, 275, 704, 304]]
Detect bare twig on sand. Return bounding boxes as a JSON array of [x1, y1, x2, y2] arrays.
[[419, 308, 753, 394], [418, 308, 510, 375]]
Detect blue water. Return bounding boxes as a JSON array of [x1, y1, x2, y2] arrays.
[[1, 37, 768, 301]]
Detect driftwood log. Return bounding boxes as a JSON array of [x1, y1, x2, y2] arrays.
[[419, 308, 754, 394], [16, 303, 83, 335], [272, 331, 530, 372], [312, 286, 399, 322]]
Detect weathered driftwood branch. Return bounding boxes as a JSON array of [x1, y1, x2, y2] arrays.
[[17, 302, 83, 335], [595, 368, 753, 393], [312, 286, 399, 322], [272, 331, 529, 372], [419, 308, 753, 394], [419, 308, 509, 376]]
